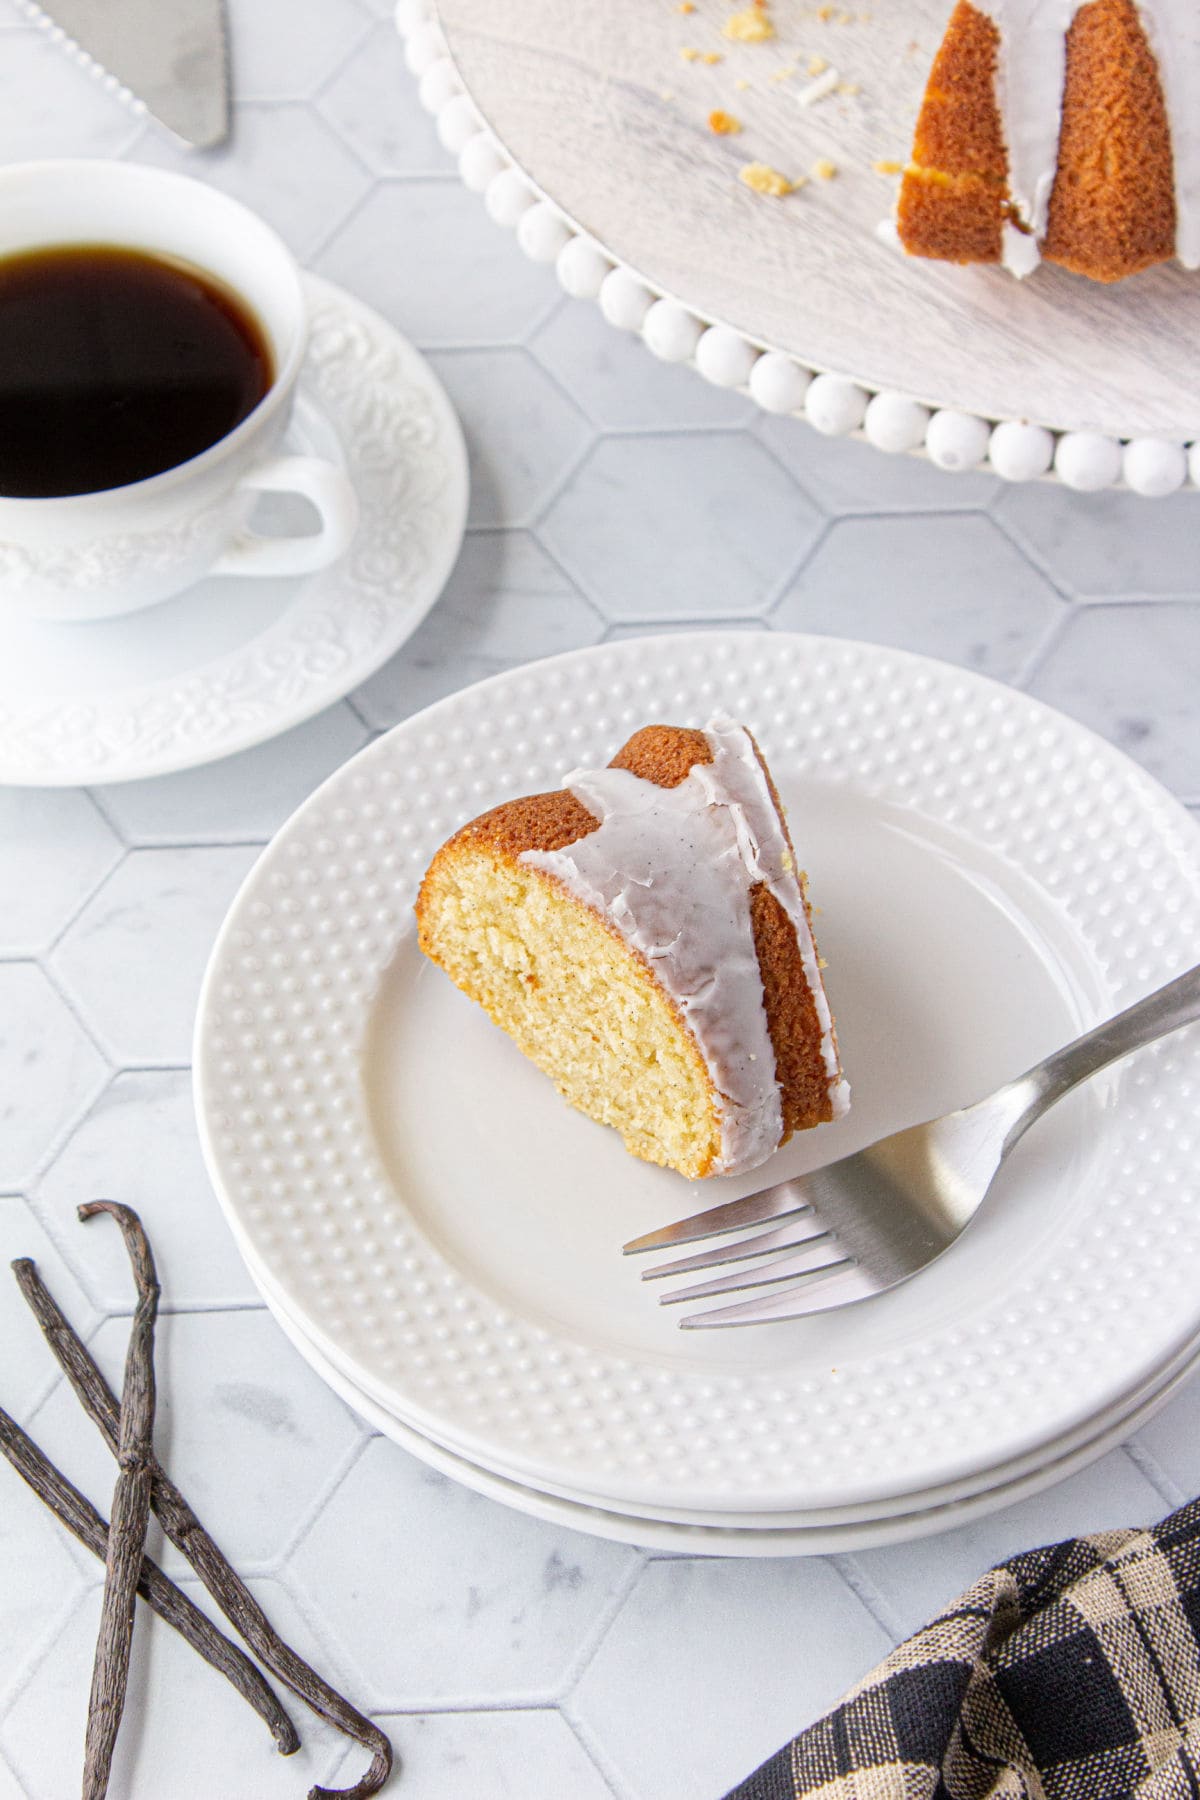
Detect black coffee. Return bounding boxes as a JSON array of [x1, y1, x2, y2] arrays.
[[0, 243, 274, 498]]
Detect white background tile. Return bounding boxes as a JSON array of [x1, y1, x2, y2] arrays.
[[0, 968, 107, 1188], [771, 513, 1065, 679], [352, 530, 602, 727], [316, 182, 558, 345], [1026, 605, 1200, 797], [427, 348, 592, 527], [51, 847, 262, 1065], [287, 1438, 638, 1708], [540, 434, 820, 619], [317, 25, 448, 174], [29, 1071, 261, 1311], [0, 31, 142, 159], [31, 1310, 366, 1579], [0, 792, 119, 957], [570, 1557, 892, 1800], [0, 9, 1198, 1798], [333, 1708, 614, 1799]]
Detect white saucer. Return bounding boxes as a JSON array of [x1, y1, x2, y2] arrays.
[[195, 631, 1200, 1517], [0, 275, 468, 786]]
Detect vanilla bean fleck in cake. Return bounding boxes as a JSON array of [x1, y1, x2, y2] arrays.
[[416, 717, 848, 1179]]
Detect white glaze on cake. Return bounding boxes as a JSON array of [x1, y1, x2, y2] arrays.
[[519, 716, 848, 1177], [976, 0, 1200, 273]]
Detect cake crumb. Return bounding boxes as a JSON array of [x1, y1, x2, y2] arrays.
[[837, 80, 860, 94], [734, 76, 751, 89], [807, 53, 828, 73], [723, 7, 775, 40], [680, 45, 701, 59], [812, 156, 838, 180], [816, 6, 835, 20], [701, 49, 723, 61], [769, 63, 797, 81], [740, 160, 802, 196], [797, 67, 839, 104], [873, 158, 903, 175], [709, 108, 742, 132], [677, 1, 697, 10]]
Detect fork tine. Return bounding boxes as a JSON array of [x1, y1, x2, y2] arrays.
[[679, 1261, 878, 1328], [623, 1178, 811, 1255], [641, 1223, 832, 1281], [658, 1243, 854, 1305]]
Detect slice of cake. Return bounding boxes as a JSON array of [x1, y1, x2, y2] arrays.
[[896, 0, 1186, 282], [415, 716, 848, 1179]]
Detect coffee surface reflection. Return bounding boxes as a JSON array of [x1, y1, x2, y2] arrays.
[[0, 244, 273, 498]]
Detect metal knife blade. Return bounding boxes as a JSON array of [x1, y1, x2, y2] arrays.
[[16, 0, 230, 150]]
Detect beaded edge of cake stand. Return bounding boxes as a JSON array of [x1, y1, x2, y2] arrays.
[[397, 0, 1196, 498]]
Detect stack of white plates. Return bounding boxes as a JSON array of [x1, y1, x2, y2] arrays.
[[195, 633, 1200, 1556]]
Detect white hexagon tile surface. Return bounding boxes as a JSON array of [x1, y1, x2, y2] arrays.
[[0, 7, 1198, 1798]]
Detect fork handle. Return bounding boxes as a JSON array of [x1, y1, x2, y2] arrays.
[[1002, 961, 1200, 1149]]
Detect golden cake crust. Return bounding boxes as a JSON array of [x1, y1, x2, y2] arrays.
[[898, 0, 1177, 282], [415, 723, 837, 1146]]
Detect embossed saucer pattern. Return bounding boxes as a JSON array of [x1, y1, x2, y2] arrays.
[[0, 275, 468, 786]]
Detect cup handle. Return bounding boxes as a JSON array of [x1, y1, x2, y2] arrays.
[[211, 454, 359, 580]]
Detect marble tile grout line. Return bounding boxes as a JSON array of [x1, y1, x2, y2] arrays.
[[986, 500, 1082, 602], [559, 1691, 640, 1800], [0, 1567, 90, 1725], [36, 847, 131, 962], [78, 785, 131, 848], [1008, 603, 1075, 693], [1122, 1437, 1189, 1512], [272, 1422, 375, 1571], [248, 7, 376, 110], [555, 1548, 648, 1700], [826, 1551, 908, 1646]]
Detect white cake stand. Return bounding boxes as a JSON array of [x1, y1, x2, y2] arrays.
[[398, 0, 1200, 493]]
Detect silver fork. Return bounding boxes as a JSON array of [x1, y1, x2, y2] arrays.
[[624, 963, 1200, 1329]]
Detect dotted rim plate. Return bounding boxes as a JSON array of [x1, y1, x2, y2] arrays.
[[195, 631, 1200, 1514], [257, 1254, 1200, 1553]]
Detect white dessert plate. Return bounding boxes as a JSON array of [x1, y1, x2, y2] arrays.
[[0, 276, 468, 786], [194, 631, 1200, 1516], [258, 1263, 1199, 1555], [241, 1203, 1200, 1533]]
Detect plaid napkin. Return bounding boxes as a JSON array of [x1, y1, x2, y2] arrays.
[[724, 1497, 1200, 1800]]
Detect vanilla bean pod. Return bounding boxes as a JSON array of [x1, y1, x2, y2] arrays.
[[78, 1203, 160, 1800], [15, 1251, 394, 1800], [0, 1404, 298, 1753]]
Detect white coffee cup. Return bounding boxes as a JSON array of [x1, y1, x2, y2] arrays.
[[0, 160, 359, 621]]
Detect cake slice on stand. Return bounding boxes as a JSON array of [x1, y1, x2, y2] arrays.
[[897, 0, 1193, 281]]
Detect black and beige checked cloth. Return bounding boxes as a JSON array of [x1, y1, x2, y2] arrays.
[[724, 1498, 1200, 1800]]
